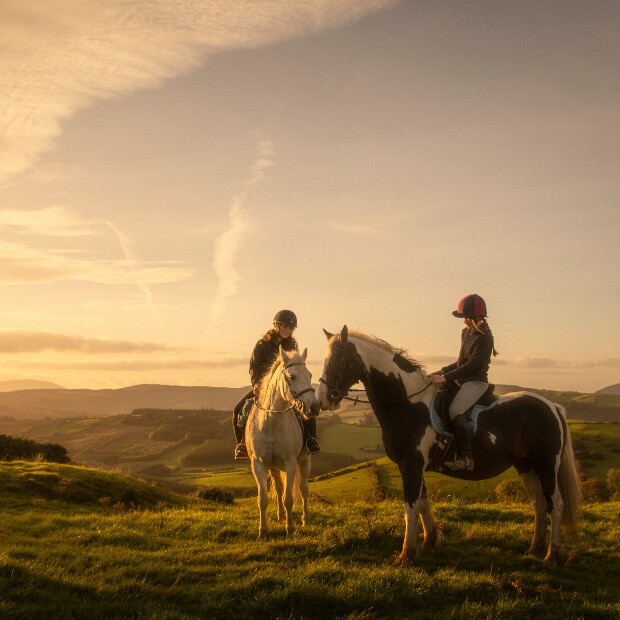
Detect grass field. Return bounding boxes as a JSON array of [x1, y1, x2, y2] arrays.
[[0, 460, 618, 618]]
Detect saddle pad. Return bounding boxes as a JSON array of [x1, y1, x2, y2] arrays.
[[429, 394, 499, 437], [237, 398, 254, 427]]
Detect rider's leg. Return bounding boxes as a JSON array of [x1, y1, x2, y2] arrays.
[[303, 417, 320, 454], [444, 381, 488, 471], [233, 390, 253, 459]]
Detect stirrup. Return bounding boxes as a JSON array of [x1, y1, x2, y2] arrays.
[[306, 438, 320, 455], [444, 456, 474, 471], [234, 443, 249, 460]]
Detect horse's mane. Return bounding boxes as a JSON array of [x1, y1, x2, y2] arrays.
[[348, 329, 425, 372], [258, 349, 304, 396]]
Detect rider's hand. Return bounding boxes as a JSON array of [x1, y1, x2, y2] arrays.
[[429, 374, 446, 384]]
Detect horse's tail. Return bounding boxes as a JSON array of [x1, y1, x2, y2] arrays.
[[556, 404, 582, 536]]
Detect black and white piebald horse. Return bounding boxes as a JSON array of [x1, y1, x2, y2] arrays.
[[317, 326, 581, 565]]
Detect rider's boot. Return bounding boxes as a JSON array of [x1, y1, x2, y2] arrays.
[[234, 442, 249, 460], [304, 419, 320, 455], [444, 414, 474, 471]]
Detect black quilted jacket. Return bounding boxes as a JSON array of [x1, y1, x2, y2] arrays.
[[249, 332, 298, 386], [441, 322, 494, 384]]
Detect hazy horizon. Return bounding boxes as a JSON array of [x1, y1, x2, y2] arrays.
[[1, 1, 618, 393]]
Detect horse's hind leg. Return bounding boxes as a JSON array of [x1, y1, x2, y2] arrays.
[[298, 456, 311, 526], [270, 470, 285, 522], [519, 469, 547, 555], [534, 462, 564, 563], [419, 482, 441, 552]]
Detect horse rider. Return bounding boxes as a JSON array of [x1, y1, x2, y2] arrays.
[[428, 294, 498, 471], [232, 309, 321, 459]]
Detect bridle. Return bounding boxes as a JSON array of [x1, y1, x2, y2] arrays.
[[254, 361, 315, 415], [319, 341, 433, 406]]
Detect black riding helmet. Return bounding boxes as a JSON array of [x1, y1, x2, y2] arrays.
[[273, 309, 297, 328]]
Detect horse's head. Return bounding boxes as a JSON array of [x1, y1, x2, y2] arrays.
[[276, 347, 320, 419], [317, 325, 363, 411]]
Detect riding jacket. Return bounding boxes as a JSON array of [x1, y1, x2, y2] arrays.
[[441, 322, 494, 384], [249, 332, 298, 386]]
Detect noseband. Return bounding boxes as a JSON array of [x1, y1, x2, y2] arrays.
[[255, 361, 315, 414], [318, 344, 357, 405]]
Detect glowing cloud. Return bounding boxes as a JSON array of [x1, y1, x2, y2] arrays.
[[0, 0, 400, 185], [209, 139, 275, 327]]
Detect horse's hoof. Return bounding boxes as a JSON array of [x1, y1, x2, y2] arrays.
[[544, 547, 563, 564], [394, 549, 418, 567], [421, 533, 442, 552], [526, 542, 546, 556]]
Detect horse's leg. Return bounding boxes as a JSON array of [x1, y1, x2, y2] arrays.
[[419, 480, 441, 552], [395, 457, 425, 565], [283, 463, 297, 536], [251, 458, 269, 539], [534, 461, 564, 563], [519, 469, 548, 555], [298, 455, 311, 527], [270, 470, 285, 522]]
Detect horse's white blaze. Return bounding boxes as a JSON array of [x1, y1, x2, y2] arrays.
[[488, 432, 497, 444]]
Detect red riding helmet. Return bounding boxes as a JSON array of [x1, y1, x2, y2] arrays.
[[452, 294, 487, 318]]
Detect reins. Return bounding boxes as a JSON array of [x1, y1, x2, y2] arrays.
[[319, 377, 433, 406]]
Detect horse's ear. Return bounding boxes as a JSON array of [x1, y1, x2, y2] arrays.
[[279, 346, 290, 365], [340, 325, 348, 345], [323, 328, 333, 340], [301, 348, 307, 362]]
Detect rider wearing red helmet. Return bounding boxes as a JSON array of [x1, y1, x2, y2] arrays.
[[232, 310, 320, 459], [429, 294, 498, 471]]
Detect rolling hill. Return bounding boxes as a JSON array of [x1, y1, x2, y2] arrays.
[[0, 383, 250, 419]]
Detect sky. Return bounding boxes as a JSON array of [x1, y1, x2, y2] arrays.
[[0, 0, 618, 393]]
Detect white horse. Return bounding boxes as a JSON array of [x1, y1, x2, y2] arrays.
[[245, 347, 319, 539]]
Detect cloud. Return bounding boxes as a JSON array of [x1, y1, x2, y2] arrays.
[[0, 0, 400, 185], [0, 330, 181, 354], [514, 356, 620, 370], [0, 206, 94, 236], [6, 356, 247, 371], [0, 206, 193, 287], [209, 138, 275, 327], [0, 240, 191, 286]]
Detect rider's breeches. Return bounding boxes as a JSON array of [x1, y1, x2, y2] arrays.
[[448, 381, 489, 420]]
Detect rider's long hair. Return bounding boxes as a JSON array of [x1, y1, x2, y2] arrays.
[[466, 317, 499, 357], [260, 329, 298, 352]]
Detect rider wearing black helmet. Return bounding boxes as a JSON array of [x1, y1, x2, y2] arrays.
[[232, 310, 321, 459]]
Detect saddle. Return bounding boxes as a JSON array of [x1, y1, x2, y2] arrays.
[[428, 383, 498, 471]]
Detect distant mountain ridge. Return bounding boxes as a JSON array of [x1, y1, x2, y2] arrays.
[[596, 383, 620, 395], [0, 384, 250, 420], [0, 380, 65, 392], [0, 382, 617, 422]]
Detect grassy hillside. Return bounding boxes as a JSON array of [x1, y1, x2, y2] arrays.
[[0, 461, 617, 618]]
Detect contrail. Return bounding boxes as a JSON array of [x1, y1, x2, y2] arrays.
[[104, 221, 166, 333], [209, 139, 274, 328]]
